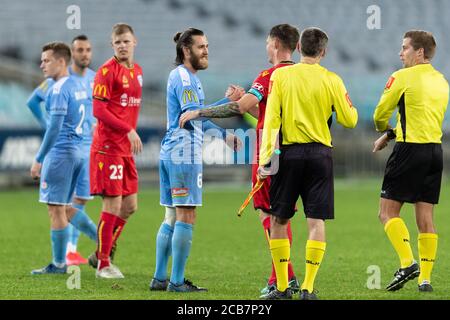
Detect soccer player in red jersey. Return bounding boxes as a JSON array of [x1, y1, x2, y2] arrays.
[[89, 23, 143, 278], [179, 24, 300, 294]]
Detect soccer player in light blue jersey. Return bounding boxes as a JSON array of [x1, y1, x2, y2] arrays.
[[30, 42, 97, 275], [150, 28, 243, 292], [26, 35, 97, 266]]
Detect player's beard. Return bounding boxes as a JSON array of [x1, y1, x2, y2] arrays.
[[74, 59, 90, 70], [190, 53, 208, 71]]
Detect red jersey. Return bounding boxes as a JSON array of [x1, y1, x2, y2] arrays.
[[247, 62, 294, 160], [92, 57, 143, 157]]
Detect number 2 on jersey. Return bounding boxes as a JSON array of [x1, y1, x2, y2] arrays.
[[75, 104, 86, 135]]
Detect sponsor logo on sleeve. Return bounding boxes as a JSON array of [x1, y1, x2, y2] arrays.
[[385, 76, 395, 89], [182, 89, 198, 104], [345, 93, 353, 108], [138, 74, 143, 87], [268, 80, 273, 94], [93, 84, 107, 98]]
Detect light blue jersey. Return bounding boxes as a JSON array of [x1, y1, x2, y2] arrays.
[[159, 65, 228, 207], [160, 65, 205, 164], [27, 67, 95, 145], [68, 67, 95, 146], [28, 68, 95, 200], [37, 75, 89, 205]]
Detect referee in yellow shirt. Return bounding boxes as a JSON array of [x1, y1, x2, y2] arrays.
[[373, 30, 449, 292], [258, 27, 358, 300]]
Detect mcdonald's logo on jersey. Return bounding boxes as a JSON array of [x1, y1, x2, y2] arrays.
[[182, 89, 198, 104], [93, 84, 107, 98]]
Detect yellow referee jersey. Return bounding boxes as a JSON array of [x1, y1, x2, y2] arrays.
[[373, 63, 449, 143], [259, 63, 358, 166]]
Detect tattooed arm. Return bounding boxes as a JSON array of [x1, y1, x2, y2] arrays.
[[179, 93, 259, 127], [199, 101, 241, 117]]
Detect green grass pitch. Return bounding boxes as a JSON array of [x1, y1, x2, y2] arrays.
[[1, 178, 449, 300]]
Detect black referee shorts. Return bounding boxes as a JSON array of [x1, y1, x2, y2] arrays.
[[269, 143, 334, 220], [381, 142, 443, 204]]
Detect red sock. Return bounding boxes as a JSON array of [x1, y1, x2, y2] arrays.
[[262, 217, 277, 285], [263, 217, 296, 284], [97, 212, 116, 269], [112, 216, 127, 247], [287, 220, 295, 280]]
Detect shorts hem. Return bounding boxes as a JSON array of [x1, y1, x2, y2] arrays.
[[160, 202, 202, 207], [74, 195, 94, 200], [39, 200, 71, 206], [381, 193, 438, 205]]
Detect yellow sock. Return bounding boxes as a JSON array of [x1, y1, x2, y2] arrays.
[[418, 233, 438, 284], [301, 240, 326, 293], [384, 218, 414, 268], [269, 239, 290, 292]]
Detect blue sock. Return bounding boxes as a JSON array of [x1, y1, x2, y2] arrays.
[[170, 221, 193, 285], [154, 223, 174, 281], [70, 204, 84, 247], [67, 224, 80, 249], [51, 226, 70, 266], [70, 208, 97, 242]]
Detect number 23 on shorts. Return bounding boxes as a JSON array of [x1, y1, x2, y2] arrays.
[[109, 164, 123, 180]]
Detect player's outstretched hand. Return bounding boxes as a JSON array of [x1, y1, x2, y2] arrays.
[[128, 129, 143, 155], [226, 84, 245, 101], [179, 110, 200, 128], [30, 161, 42, 180], [225, 134, 243, 151], [373, 133, 390, 152]]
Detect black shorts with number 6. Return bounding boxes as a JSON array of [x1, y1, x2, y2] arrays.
[[269, 143, 334, 220], [381, 142, 443, 204]]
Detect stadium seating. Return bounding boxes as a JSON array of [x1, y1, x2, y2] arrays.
[[0, 0, 449, 124]]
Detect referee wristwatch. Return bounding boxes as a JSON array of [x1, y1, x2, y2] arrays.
[[386, 128, 396, 140]]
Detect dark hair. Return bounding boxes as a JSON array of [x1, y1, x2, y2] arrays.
[[173, 28, 205, 65], [269, 24, 300, 52], [112, 23, 135, 36], [71, 34, 89, 44], [42, 42, 71, 64], [300, 27, 328, 57], [404, 30, 436, 60]]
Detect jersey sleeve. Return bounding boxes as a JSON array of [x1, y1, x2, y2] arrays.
[[373, 72, 405, 132], [330, 74, 358, 129], [26, 87, 48, 129], [171, 69, 200, 113], [92, 66, 114, 101], [259, 70, 282, 166], [247, 71, 270, 102], [35, 114, 64, 163]]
